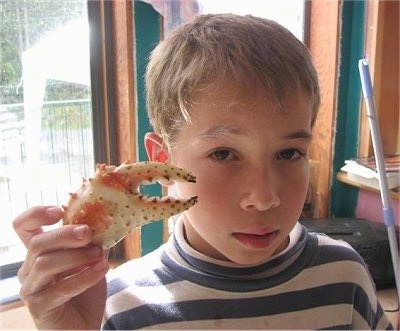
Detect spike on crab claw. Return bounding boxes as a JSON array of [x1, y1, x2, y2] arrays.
[[62, 161, 197, 249]]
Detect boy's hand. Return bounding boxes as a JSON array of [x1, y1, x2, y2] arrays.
[[13, 206, 109, 330]]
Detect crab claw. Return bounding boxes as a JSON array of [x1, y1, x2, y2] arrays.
[[62, 161, 197, 249]]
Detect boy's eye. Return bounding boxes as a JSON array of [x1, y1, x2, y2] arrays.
[[278, 149, 304, 160], [211, 149, 235, 161]]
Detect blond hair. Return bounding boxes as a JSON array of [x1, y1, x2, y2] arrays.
[[145, 14, 320, 145]]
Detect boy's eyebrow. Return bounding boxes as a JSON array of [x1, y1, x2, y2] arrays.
[[197, 126, 312, 140], [283, 130, 313, 140]]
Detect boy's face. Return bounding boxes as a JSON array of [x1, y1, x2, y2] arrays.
[[155, 84, 313, 265]]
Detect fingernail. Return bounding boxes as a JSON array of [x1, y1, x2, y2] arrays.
[[72, 225, 89, 240]]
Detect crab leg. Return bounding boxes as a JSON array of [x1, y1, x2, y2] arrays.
[[93, 194, 198, 249], [63, 161, 197, 249], [114, 161, 197, 186]]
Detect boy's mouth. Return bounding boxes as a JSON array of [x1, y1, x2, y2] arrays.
[[232, 231, 278, 249]]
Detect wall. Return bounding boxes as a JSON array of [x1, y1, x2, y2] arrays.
[[356, 190, 400, 227]]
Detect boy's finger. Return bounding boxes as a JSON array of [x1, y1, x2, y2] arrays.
[[13, 206, 63, 247], [19, 246, 104, 294], [22, 266, 108, 322], [19, 224, 94, 280]]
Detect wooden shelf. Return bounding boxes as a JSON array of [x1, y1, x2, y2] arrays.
[[337, 171, 399, 200]]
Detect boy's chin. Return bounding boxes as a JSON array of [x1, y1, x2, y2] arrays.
[[226, 236, 290, 266]]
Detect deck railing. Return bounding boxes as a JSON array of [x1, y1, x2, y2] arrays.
[[0, 99, 94, 264]]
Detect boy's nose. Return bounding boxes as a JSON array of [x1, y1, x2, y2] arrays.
[[239, 168, 281, 211]]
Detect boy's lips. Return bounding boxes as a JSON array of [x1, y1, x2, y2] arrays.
[[232, 230, 278, 249]]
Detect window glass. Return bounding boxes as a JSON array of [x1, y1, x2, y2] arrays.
[[0, 0, 93, 267], [151, 0, 304, 41], [199, 0, 304, 40]]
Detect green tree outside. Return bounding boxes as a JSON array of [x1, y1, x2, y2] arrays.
[[0, 0, 88, 104]]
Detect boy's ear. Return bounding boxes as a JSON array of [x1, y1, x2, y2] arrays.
[[144, 132, 169, 163]]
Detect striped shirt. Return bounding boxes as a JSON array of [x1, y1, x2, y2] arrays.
[[103, 219, 393, 330]]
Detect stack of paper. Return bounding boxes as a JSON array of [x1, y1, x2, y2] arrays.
[[341, 156, 400, 190]]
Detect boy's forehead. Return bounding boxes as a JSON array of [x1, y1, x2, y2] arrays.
[[194, 80, 269, 104], [193, 80, 310, 113], [185, 94, 313, 143]]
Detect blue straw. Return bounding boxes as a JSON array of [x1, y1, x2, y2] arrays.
[[359, 58, 399, 306]]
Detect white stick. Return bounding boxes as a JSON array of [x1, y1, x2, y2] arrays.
[[359, 59, 400, 306]]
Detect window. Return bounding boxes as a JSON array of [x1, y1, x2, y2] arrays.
[[198, 0, 305, 41], [154, 0, 305, 41], [0, 1, 93, 269]]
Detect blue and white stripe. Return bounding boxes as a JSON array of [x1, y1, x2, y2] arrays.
[[102, 220, 392, 330]]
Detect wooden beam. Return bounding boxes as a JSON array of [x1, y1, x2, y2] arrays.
[[110, 0, 141, 259], [359, 0, 400, 156], [308, 0, 341, 217], [111, 0, 137, 163]]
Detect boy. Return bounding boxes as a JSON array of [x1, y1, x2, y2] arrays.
[[13, 14, 393, 329]]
